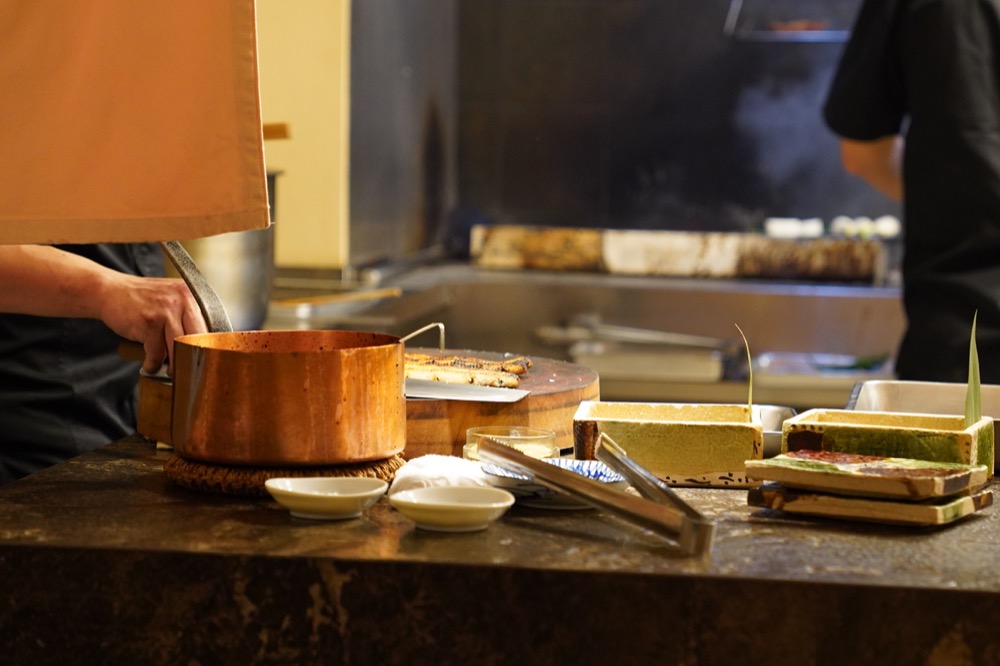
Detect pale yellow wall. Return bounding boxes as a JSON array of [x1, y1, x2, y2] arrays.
[[256, 0, 350, 268]]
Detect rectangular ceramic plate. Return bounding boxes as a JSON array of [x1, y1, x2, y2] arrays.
[[573, 401, 762, 488], [781, 408, 995, 471], [848, 380, 1000, 472], [748, 483, 993, 527], [746, 451, 990, 500]]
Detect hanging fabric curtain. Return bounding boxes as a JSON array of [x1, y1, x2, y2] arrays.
[[0, 1, 269, 243]]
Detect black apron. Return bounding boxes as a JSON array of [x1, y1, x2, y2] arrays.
[[0, 243, 163, 484]]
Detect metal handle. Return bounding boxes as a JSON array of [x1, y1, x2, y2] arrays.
[[160, 240, 233, 333], [400, 322, 445, 350]]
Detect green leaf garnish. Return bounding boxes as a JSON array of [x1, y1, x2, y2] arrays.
[[966, 311, 981, 428], [735, 323, 752, 421]]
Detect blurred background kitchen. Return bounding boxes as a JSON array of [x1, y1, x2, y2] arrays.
[[213, 0, 906, 409]]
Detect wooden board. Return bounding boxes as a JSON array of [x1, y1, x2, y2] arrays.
[[749, 483, 994, 527], [137, 374, 173, 445], [404, 349, 600, 459], [745, 451, 990, 501]]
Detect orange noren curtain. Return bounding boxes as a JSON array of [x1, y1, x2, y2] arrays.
[[0, 1, 269, 243]]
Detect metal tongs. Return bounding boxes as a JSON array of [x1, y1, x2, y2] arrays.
[[595, 433, 715, 556], [477, 434, 715, 556]]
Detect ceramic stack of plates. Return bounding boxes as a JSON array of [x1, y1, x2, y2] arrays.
[[745, 450, 993, 527]]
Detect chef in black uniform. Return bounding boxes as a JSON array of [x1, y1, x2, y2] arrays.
[[824, 0, 1000, 382], [0, 243, 205, 484]]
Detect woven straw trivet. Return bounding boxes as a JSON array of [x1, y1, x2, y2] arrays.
[[164, 453, 407, 497]]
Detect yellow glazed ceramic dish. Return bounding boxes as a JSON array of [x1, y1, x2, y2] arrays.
[[389, 486, 515, 532], [265, 477, 388, 520], [573, 401, 763, 487], [782, 408, 995, 474], [849, 379, 1000, 472]]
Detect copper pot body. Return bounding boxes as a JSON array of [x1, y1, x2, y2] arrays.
[[170, 330, 406, 466]]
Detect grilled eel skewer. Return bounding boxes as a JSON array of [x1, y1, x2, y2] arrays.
[[404, 353, 532, 388]]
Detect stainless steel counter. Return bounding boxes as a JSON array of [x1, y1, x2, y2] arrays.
[[265, 263, 904, 409], [596, 377, 862, 410]]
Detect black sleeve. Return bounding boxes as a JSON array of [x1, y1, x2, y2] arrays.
[[823, 0, 908, 140]]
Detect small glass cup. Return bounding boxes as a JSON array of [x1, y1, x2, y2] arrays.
[[464, 425, 559, 461]]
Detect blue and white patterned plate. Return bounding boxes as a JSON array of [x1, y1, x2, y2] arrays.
[[481, 458, 629, 510]]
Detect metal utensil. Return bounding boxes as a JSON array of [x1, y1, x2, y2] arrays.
[[477, 436, 713, 556], [536, 313, 737, 353], [160, 240, 233, 333], [404, 378, 529, 403], [594, 432, 714, 555]]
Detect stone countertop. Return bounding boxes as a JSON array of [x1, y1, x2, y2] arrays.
[[2, 438, 1000, 664]]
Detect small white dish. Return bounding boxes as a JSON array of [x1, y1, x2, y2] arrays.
[[481, 458, 629, 510], [389, 486, 515, 532], [265, 477, 388, 520]]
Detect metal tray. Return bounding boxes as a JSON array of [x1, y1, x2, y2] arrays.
[[846, 379, 1000, 416]]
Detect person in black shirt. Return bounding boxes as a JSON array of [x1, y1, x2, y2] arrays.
[[824, 0, 1000, 382], [0, 243, 206, 484]]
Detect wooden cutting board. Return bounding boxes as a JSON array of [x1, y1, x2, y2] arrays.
[[404, 349, 600, 459]]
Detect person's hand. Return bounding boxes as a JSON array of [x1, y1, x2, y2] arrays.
[[0, 244, 209, 373], [97, 273, 208, 374]]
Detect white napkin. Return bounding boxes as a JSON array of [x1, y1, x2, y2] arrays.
[[388, 455, 491, 495]]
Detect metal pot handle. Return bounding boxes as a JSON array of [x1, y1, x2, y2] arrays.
[[160, 240, 233, 333], [400, 322, 446, 350]]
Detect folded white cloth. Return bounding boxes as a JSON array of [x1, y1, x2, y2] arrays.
[[388, 455, 491, 495]]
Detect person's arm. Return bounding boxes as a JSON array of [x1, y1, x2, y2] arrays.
[[0, 244, 207, 373], [838, 135, 904, 202]]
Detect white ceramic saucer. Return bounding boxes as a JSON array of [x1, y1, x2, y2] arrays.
[[265, 477, 388, 520], [389, 486, 515, 532]]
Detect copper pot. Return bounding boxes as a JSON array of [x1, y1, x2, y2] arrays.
[[169, 329, 406, 466]]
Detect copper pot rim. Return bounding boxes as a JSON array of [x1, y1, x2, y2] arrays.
[[174, 329, 403, 355]]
